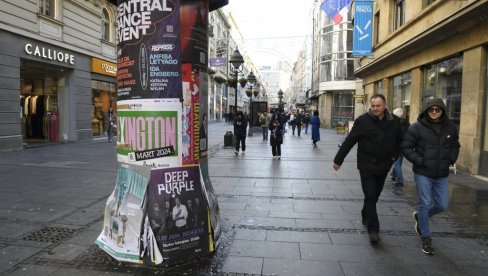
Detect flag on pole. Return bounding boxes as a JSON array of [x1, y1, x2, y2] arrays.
[[320, 0, 353, 25]]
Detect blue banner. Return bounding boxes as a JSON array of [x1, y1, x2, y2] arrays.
[[353, 1, 374, 56]]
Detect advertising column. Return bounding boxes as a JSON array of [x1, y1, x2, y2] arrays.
[[96, 0, 220, 265]]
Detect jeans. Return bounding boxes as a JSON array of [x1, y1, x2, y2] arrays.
[[304, 123, 308, 134], [235, 136, 246, 152], [359, 171, 387, 233], [262, 127, 268, 140], [414, 173, 448, 238], [271, 143, 281, 156], [392, 154, 404, 183]]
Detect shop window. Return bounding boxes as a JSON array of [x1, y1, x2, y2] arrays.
[[393, 0, 405, 31], [102, 8, 111, 41], [390, 72, 411, 121], [422, 56, 463, 129], [39, 0, 56, 18], [331, 92, 354, 127], [374, 80, 383, 94], [92, 80, 116, 136]]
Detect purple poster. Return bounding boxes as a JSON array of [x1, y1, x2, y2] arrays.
[[146, 165, 211, 264], [117, 0, 182, 100]]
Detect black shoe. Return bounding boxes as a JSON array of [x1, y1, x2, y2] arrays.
[[394, 182, 404, 186], [413, 211, 421, 236], [369, 232, 380, 244], [421, 237, 434, 255]]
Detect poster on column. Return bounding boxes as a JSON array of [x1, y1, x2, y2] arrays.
[[180, 0, 209, 69], [199, 69, 209, 158], [146, 165, 211, 264], [116, 0, 182, 100], [116, 99, 182, 168], [181, 64, 201, 165], [198, 158, 220, 243], [96, 163, 151, 263]]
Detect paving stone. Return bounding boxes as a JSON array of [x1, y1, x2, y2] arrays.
[[266, 230, 331, 244], [263, 258, 343, 276], [300, 243, 376, 262], [229, 240, 299, 259], [221, 256, 263, 275], [234, 229, 267, 241], [0, 245, 44, 274]]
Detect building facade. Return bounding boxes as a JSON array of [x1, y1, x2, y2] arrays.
[[312, 1, 358, 128], [0, 0, 117, 151], [354, 0, 488, 176]]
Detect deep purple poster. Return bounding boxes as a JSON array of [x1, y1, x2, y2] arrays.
[[117, 0, 182, 100], [146, 165, 210, 264]]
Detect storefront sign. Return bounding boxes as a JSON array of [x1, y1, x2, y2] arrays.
[[92, 58, 117, 77], [24, 43, 75, 64]]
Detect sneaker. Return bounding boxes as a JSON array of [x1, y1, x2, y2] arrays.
[[369, 232, 380, 244], [242, 151, 245, 154], [234, 151, 239, 156], [413, 211, 421, 236], [277, 156, 281, 160], [421, 237, 434, 255], [272, 156, 277, 159]]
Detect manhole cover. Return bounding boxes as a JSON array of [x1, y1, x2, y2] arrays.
[[22, 227, 76, 243]]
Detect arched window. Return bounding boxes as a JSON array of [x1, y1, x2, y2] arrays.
[[102, 8, 111, 41]]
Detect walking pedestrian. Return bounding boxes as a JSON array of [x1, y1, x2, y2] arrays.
[[310, 111, 321, 147], [303, 112, 310, 134], [332, 94, 403, 244], [295, 112, 303, 136], [402, 98, 460, 255], [269, 112, 283, 159], [259, 111, 270, 141], [233, 111, 248, 156], [289, 113, 296, 135], [390, 107, 410, 186], [107, 108, 115, 143]]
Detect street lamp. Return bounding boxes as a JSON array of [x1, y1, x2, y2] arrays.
[[278, 89, 284, 112], [229, 49, 244, 116], [245, 71, 256, 136]]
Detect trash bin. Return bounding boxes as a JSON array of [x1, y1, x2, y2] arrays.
[[336, 122, 346, 134], [224, 131, 233, 147]]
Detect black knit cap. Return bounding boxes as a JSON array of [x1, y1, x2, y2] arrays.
[[425, 98, 446, 113]]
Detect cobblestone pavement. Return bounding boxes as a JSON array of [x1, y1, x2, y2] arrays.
[[0, 122, 487, 275]]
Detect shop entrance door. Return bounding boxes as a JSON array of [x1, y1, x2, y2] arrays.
[[20, 62, 61, 147]]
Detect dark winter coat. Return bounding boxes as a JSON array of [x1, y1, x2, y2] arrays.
[[402, 102, 460, 179], [310, 115, 321, 141], [269, 115, 283, 146], [334, 109, 403, 175], [233, 112, 248, 138]]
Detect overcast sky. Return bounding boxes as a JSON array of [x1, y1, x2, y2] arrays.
[[224, 0, 316, 67]]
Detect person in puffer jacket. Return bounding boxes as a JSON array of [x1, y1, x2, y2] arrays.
[[402, 98, 460, 256]]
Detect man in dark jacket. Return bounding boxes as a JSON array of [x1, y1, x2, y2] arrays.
[[233, 111, 248, 156], [333, 94, 402, 244], [402, 98, 460, 255]]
